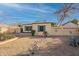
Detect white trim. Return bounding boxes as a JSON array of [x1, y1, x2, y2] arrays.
[[23, 31, 31, 32], [22, 25, 32, 32]]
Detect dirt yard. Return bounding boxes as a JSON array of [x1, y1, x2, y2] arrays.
[[0, 36, 79, 56]]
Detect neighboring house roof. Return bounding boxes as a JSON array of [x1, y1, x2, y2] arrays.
[[63, 19, 79, 25], [63, 23, 78, 28]]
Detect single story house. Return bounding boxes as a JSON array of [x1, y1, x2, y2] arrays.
[[18, 22, 79, 36], [18, 22, 52, 36]]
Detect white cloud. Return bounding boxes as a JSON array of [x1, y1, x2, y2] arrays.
[[0, 3, 21, 8], [24, 7, 51, 13], [0, 3, 54, 13]]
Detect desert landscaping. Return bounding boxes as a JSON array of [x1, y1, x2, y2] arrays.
[[0, 35, 79, 56], [0, 3, 79, 56]]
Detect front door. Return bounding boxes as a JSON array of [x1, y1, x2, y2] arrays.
[[20, 28, 23, 33]]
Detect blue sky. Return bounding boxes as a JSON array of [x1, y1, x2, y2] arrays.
[[0, 3, 79, 24]]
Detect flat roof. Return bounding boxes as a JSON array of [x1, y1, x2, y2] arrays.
[[20, 23, 32, 25], [32, 22, 53, 24]]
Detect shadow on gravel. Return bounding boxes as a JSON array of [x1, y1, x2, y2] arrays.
[[16, 36, 79, 56]]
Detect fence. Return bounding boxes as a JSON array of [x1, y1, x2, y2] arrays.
[[49, 27, 78, 36]]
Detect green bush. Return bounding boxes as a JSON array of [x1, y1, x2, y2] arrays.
[[76, 28, 79, 32], [31, 30, 35, 36], [43, 31, 48, 37]]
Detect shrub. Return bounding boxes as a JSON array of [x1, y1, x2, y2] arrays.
[[22, 41, 40, 56], [43, 31, 48, 37], [31, 30, 35, 36], [76, 28, 79, 32], [69, 36, 79, 47], [0, 33, 15, 41]]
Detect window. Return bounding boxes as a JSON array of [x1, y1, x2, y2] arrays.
[[25, 26, 32, 31], [38, 26, 45, 32]]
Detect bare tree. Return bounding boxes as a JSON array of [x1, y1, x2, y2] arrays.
[[54, 4, 79, 47], [54, 3, 79, 26]]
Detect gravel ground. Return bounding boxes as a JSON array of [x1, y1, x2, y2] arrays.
[[0, 37, 34, 56], [0, 36, 79, 56]]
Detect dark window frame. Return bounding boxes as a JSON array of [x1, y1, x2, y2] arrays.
[[38, 25, 45, 32], [25, 26, 32, 31]]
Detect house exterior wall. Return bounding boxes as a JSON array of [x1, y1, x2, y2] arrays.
[[32, 23, 52, 36], [50, 27, 78, 36], [32, 23, 78, 36], [21, 22, 79, 36]]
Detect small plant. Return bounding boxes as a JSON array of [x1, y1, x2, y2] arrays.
[[0, 33, 15, 41], [69, 36, 79, 47], [76, 27, 79, 32], [17, 41, 42, 56], [31, 30, 35, 36], [43, 31, 48, 37], [26, 41, 40, 56]]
